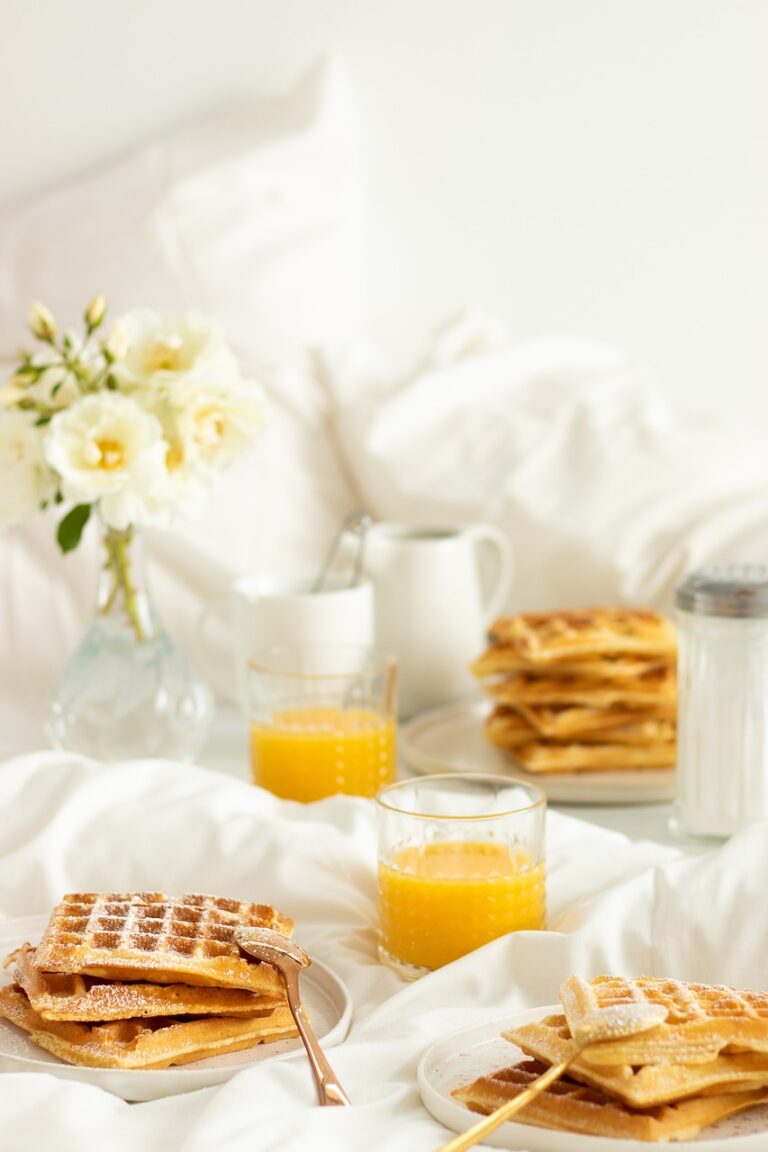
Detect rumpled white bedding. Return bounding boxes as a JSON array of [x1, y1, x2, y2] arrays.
[[330, 322, 768, 614], [4, 751, 765, 1151]]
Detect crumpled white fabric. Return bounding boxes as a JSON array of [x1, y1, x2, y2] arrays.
[[329, 317, 768, 614], [5, 751, 764, 1151]]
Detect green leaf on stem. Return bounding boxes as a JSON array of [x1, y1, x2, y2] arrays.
[[57, 504, 92, 554]]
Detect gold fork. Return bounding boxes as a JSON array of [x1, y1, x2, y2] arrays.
[[236, 927, 351, 1107], [437, 1002, 668, 1152]]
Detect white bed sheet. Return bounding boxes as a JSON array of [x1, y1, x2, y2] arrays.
[[4, 749, 746, 1151]]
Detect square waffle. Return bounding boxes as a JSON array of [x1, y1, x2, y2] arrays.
[[7, 944, 284, 1022], [488, 609, 677, 664], [503, 1014, 768, 1107], [472, 650, 670, 682], [453, 1057, 768, 1141], [473, 610, 677, 775], [561, 974, 768, 1066], [508, 703, 675, 741], [512, 740, 676, 773], [489, 666, 677, 710], [33, 892, 291, 995], [484, 709, 675, 750], [0, 983, 297, 1069]]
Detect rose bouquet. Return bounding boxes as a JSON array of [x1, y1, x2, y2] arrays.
[[2, 297, 265, 545], [0, 297, 266, 759]]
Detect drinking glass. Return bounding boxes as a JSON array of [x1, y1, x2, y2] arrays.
[[247, 645, 397, 802], [376, 774, 546, 978]]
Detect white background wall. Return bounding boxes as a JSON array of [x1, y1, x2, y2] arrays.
[[1, 0, 766, 418]]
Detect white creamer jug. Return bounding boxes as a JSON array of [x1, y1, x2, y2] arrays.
[[363, 522, 513, 716]]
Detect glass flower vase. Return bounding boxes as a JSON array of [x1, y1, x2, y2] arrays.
[[48, 520, 213, 762]]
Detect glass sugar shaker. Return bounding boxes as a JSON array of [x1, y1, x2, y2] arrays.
[[674, 565, 768, 840]]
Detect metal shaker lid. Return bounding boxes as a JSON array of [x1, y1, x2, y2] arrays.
[[675, 565, 768, 618]]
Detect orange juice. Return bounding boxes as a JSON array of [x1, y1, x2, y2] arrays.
[[250, 707, 396, 802], [378, 840, 545, 970]]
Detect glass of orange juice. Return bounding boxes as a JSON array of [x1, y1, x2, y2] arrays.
[[248, 645, 397, 802], [376, 774, 545, 977]]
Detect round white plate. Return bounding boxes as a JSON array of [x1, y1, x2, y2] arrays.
[[401, 701, 675, 805], [0, 915, 352, 1102], [419, 1006, 768, 1150]]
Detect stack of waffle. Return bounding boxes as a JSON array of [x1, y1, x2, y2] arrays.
[[0, 891, 298, 1069], [454, 974, 768, 1142], [472, 608, 678, 773]]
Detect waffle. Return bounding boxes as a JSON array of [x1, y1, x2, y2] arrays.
[[513, 740, 676, 773], [484, 709, 538, 748], [474, 609, 678, 775], [7, 944, 283, 1022], [509, 703, 675, 741], [453, 1057, 768, 1142], [0, 983, 297, 1070], [504, 1014, 768, 1107], [489, 666, 677, 710], [472, 649, 670, 682], [562, 974, 768, 1066], [33, 893, 291, 995], [488, 609, 677, 664]]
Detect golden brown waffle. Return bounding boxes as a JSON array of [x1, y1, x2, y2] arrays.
[[0, 983, 297, 1069], [489, 666, 677, 710], [8, 944, 284, 1022], [508, 702, 675, 741], [562, 974, 768, 1066], [475, 609, 678, 776], [453, 1057, 768, 1141], [504, 1014, 768, 1107], [487, 707, 675, 751], [488, 609, 677, 664], [33, 893, 291, 995], [484, 709, 538, 748], [472, 649, 670, 682], [513, 741, 676, 773]]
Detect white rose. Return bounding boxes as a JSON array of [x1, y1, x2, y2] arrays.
[[43, 392, 168, 530], [0, 411, 56, 523], [114, 310, 239, 395], [171, 378, 267, 473]]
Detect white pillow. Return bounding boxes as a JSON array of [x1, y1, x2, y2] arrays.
[[0, 61, 362, 736], [0, 59, 363, 369], [332, 317, 768, 613]]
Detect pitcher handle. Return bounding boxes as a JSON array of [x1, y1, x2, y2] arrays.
[[193, 599, 236, 702], [468, 524, 514, 625]]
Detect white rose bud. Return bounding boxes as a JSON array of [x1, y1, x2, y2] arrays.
[[85, 294, 107, 330], [9, 368, 36, 388], [104, 321, 129, 362], [1, 381, 26, 407], [29, 302, 57, 343]]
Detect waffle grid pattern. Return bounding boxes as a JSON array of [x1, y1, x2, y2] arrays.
[[561, 974, 768, 1065], [33, 893, 292, 995], [504, 1014, 768, 1107], [454, 1057, 768, 1141]]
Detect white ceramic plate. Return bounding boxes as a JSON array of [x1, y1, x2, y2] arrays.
[[401, 701, 675, 805], [419, 1006, 768, 1150], [0, 915, 352, 1102]]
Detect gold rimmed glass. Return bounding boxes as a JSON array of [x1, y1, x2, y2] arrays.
[[376, 774, 546, 978], [247, 645, 397, 802]]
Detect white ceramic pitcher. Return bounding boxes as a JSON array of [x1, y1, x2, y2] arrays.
[[362, 522, 513, 716]]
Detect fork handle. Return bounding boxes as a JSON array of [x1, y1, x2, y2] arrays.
[[283, 966, 351, 1106]]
